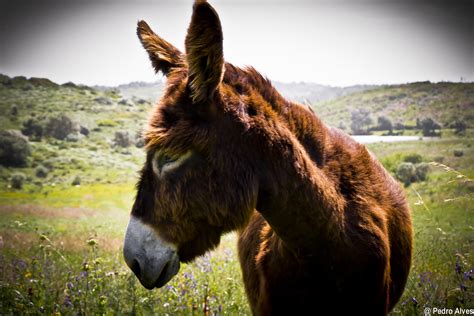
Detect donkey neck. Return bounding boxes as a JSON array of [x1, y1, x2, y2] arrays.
[[245, 82, 346, 253]]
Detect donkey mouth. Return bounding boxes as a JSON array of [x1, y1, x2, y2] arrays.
[[127, 249, 180, 290], [132, 255, 180, 290], [152, 257, 180, 289]]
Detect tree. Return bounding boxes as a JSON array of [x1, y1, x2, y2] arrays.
[[419, 117, 441, 136], [377, 116, 393, 134], [0, 130, 31, 167], [350, 108, 373, 135]]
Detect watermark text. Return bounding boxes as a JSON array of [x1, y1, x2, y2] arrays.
[[424, 307, 474, 316]]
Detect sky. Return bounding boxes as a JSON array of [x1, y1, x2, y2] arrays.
[[0, 0, 472, 87]]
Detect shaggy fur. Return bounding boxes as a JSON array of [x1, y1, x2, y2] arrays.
[[130, 1, 413, 315]]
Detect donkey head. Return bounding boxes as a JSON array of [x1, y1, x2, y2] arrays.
[[123, 1, 260, 289]]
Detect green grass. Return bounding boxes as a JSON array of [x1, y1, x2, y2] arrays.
[[0, 230, 248, 315], [1, 137, 473, 314], [367, 137, 474, 313], [0, 183, 250, 315], [0, 75, 473, 314], [391, 177, 473, 312]]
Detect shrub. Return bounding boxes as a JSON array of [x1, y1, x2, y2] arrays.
[[396, 162, 417, 186], [114, 131, 132, 148], [72, 175, 81, 186], [11, 172, 26, 189], [35, 165, 49, 178], [395, 161, 430, 186], [415, 162, 430, 181], [453, 149, 464, 157], [21, 117, 44, 141], [403, 153, 423, 164], [0, 130, 31, 167], [45, 114, 77, 140]]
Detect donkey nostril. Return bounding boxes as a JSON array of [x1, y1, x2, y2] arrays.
[[130, 259, 142, 279]]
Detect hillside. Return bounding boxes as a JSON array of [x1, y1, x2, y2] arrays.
[[273, 82, 376, 104], [0, 74, 151, 187], [96, 81, 166, 101], [112, 79, 474, 133], [113, 80, 375, 105], [312, 81, 474, 130], [0, 74, 472, 189]]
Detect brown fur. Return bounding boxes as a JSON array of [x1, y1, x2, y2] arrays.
[[131, 1, 412, 315]]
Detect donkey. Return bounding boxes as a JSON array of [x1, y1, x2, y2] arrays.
[[123, 1, 413, 314]]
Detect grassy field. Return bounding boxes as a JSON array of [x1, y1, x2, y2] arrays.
[[0, 75, 473, 314], [0, 182, 250, 315], [0, 136, 472, 315], [370, 137, 474, 313]]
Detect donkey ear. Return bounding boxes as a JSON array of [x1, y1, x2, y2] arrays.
[[137, 20, 184, 76], [185, 0, 224, 103]]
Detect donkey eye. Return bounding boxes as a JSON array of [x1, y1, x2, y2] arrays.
[[157, 153, 176, 170], [152, 150, 192, 177]]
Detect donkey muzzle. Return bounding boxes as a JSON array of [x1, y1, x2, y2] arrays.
[[123, 216, 180, 289]]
